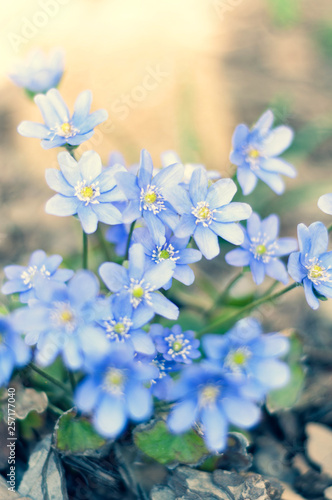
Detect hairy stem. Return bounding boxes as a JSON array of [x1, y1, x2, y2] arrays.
[[205, 270, 245, 317], [29, 363, 69, 393], [125, 221, 136, 260], [83, 231, 88, 270], [200, 282, 299, 334]]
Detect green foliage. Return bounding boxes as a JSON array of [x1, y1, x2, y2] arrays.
[[54, 408, 106, 455], [134, 419, 209, 466]]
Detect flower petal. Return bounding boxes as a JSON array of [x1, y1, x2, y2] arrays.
[[206, 178, 237, 209], [194, 225, 219, 260], [318, 193, 332, 216], [77, 205, 98, 234], [45, 194, 79, 216], [99, 262, 128, 292]]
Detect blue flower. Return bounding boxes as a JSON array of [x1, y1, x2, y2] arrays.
[[225, 212, 298, 285], [75, 345, 157, 438], [45, 151, 125, 234], [18, 89, 108, 149], [288, 221, 332, 310], [133, 226, 202, 289], [167, 361, 261, 451], [0, 316, 31, 387], [9, 48, 64, 95], [318, 193, 332, 216], [13, 271, 109, 369], [230, 110, 296, 195], [95, 293, 156, 356], [99, 243, 179, 321], [115, 149, 184, 245], [171, 168, 252, 260], [202, 317, 290, 397], [2, 249, 74, 303], [150, 352, 179, 400], [150, 324, 200, 364]]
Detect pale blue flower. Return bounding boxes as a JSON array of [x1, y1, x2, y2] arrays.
[[18, 89, 108, 149], [2, 249, 73, 303], [230, 110, 296, 195], [172, 168, 252, 259], [99, 243, 179, 321], [45, 151, 125, 233], [225, 213, 298, 285], [115, 149, 184, 245], [133, 226, 202, 289], [288, 221, 332, 309], [9, 48, 64, 95]]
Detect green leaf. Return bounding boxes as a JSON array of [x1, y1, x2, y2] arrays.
[[54, 408, 106, 455], [134, 419, 209, 466], [267, 331, 305, 412]]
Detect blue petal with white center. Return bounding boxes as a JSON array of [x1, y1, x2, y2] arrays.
[[12, 270, 109, 370], [133, 226, 201, 289], [167, 361, 261, 452], [2, 249, 74, 303], [18, 89, 108, 149], [99, 243, 179, 321], [225, 212, 298, 285], [202, 317, 290, 395], [74, 345, 157, 438], [288, 221, 332, 310], [151, 324, 200, 364], [173, 168, 252, 260], [115, 149, 184, 245], [45, 151, 126, 234], [230, 109, 296, 195]]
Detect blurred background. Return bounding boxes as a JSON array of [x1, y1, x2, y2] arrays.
[[1, 0, 332, 306], [1, 1, 332, 497]]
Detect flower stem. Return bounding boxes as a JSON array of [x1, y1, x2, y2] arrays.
[[200, 282, 298, 334], [125, 222, 135, 260], [67, 369, 76, 392], [96, 226, 113, 262], [29, 363, 69, 393], [328, 223, 332, 234], [83, 231, 88, 269], [48, 403, 64, 416], [65, 144, 78, 159], [205, 270, 245, 317]]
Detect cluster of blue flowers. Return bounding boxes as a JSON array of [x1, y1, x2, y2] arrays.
[[1, 48, 331, 454]]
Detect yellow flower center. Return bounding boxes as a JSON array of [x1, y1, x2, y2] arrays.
[[80, 186, 94, 199], [200, 385, 219, 406], [172, 341, 183, 352], [256, 244, 267, 255], [197, 206, 210, 219], [309, 265, 324, 279], [132, 285, 144, 299], [60, 310, 73, 323], [249, 148, 260, 159], [61, 122, 72, 134], [105, 368, 124, 388], [114, 322, 125, 335], [232, 351, 247, 366], [144, 192, 157, 204], [159, 250, 170, 260]]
